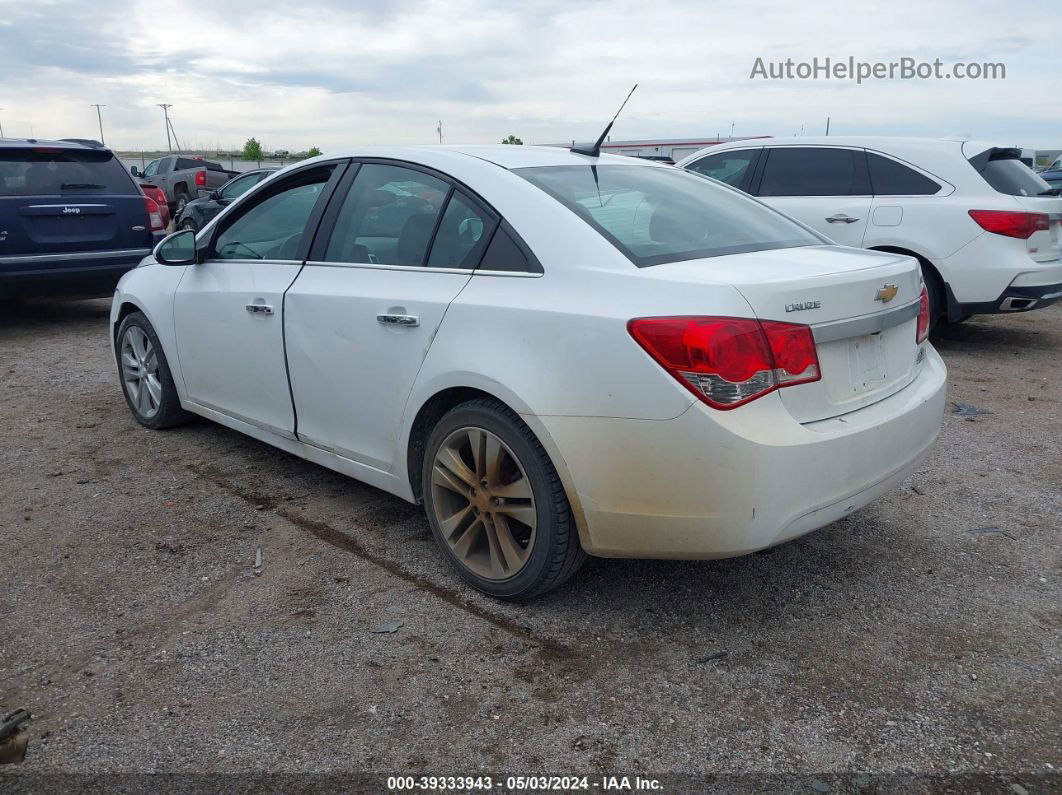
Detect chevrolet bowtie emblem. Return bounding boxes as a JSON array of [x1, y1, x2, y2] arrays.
[[875, 283, 899, 303]]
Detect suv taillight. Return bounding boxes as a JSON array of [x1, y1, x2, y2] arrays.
[[194, 170, 206, 187], [916, 286, 930, 344], [143, 197, 165, 232], [968, 209, 1050, 239], [628, 316, 821, 410]]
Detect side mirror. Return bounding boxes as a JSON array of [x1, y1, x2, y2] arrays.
[[154, 229, 197, 266], [130, 166, 141, 178], [209, 189, 221, 201]]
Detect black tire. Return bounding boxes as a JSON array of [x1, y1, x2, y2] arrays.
[[174, 189, 190, 214], [422, 398, 586, 600], [115, 311, 193, 430], [920, 263, 944, 333]]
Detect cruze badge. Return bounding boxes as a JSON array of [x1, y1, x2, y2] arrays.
[[785, 300, 821, 312], [875, 283, 899, 303]]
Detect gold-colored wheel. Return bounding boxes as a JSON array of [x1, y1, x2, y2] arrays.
[[430, 426, 536, 581]]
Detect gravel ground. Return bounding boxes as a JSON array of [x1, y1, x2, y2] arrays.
[[0, 299, 1059, 790]]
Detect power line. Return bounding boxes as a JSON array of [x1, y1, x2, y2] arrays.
[[157, 104, 173, 153], [90, 104, 106, 145]]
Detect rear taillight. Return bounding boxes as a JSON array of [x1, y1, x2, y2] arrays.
[[194, 170, 206, 187], [628, 316, 821, 410], [968, 209, 1050, 239], [916, 286, 930, 344], [143, 197, 165, 232]]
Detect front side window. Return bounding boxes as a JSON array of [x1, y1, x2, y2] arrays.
[[517, 164, 824, 267], [0, 148, 135, 197], [143, 159, 161, 177], [866, 153, 941, 196], [758, 147, 870, 197], [324, 163, 450, 266], [212, 166, 334, 260], [686, 149, 758, 190]]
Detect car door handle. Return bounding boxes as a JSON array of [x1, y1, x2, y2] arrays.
[[376, 313, 419, 327], [825, 214, 860, 224], [245, 303, 274, 315]]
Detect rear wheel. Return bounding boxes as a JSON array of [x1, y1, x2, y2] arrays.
[[422, 398, 585, 600], [920, 263, 944, 333], [116, 312, 192, 430], [174, 189, 190, 214]]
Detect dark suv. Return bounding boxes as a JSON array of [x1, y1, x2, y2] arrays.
[[0, 139, 167, 299]]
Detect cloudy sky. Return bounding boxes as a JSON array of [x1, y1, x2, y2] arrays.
[[1, 0, 1059, 153]]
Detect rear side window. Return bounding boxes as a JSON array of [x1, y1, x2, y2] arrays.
[[685, 149, 758, 191], [866, 153, 941, 195], [517, 164, 823, 267], [323, 163, 450, 266], [970, 150, 1052, 197], [478, 225, 535, 272], [758, 147, 870, 197], [0, 148, 135, 197], [426, 192, 496, 269]]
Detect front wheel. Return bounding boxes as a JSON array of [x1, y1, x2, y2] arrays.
[[116, 312, 192, 429], [422, 398, 585, 600]]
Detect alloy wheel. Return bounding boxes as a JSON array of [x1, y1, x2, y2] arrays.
[[430, 426, 537, 580], [120, 326, 162, 419]]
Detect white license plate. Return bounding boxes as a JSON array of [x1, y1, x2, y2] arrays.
[[848, 333, 887, 392]]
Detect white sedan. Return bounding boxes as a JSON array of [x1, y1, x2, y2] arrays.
[[111, 146, 947, 599]]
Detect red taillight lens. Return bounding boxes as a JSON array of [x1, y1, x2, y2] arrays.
[[194, 170, 206, 187], [628, 316, 821, 410], [968, 209, 1050, 239], [143, 197, 165, 232], [916, 286, 930, 344]]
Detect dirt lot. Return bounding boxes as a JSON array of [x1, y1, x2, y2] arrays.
[[1, 299, 1059, 790]]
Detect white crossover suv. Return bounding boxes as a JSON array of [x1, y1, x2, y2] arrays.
[[678, 137, 1062, 326], [111, 146, 946, 599]]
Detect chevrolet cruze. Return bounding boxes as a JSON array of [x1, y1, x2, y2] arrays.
[[111, 146, 947, 599]]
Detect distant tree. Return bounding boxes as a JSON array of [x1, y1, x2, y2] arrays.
[[501, 135, 523, 145], [305, 146, 322, 158], [242, 137, 263, 160]]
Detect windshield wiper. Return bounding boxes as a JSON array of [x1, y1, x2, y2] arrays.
[[60, 183, 107, 190], [1037, 188, 1062, 196]]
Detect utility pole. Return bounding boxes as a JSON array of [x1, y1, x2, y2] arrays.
[[437, 120, 442, 144], [157, 104, 173, 152], [90, 104, 106, 145], [825, 116, 831, 136], [0, 108, 4, 138], [730, 121, 735, 140]]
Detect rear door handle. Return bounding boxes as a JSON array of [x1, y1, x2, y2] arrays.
[[826, 214, 860, 224], [377, 313, 419, 327], [245, 303, 273, 315]]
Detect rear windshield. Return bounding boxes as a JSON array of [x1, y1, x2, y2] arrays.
[[970, 150, 1052, 197], [515, 164, 823, 267], [176, 157, 225, 172], [0, 148, 135, 197]]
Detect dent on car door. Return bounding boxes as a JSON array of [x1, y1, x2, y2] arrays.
[[753, 147, 873, 247], [172, 163, 343, 435], [284, 161, 498, 470]]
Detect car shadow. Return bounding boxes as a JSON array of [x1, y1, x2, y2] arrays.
[[931, 311, 1060, 353], [0, 297, 111, 331]]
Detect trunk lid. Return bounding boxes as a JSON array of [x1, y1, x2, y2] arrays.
[[655, 245, 924, 422]]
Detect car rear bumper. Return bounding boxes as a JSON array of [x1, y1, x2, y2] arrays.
[[0, 248, 153, 298], [948, 279, 1062, 316], [536, 345, 947, 559]]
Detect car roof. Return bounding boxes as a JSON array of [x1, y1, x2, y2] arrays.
[[0, 137, 111, 152], [676, 136, 999, 166], [310, 144, 663, 171]]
